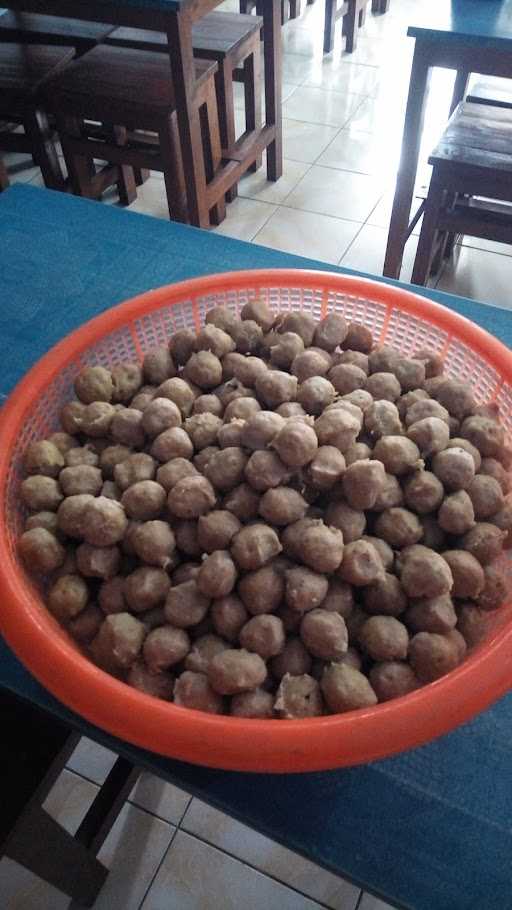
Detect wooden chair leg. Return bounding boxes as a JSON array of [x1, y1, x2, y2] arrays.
[[411, 175, 445, 286], [110, 125, 137, 205], [244, 47, 262, 174], [239, 0, 253, 12], [6, 805, 108, 908], [134, 168, 150, 186], [289, 0, 302, 18], [344, 0, 358, 52], [200, 88, 225, 225], [56, 113, 96, 197], [358, 4, 366, 27], [0, 155, 9, 191], [23, 107, 66, 191], [159, 111, 189, 223], [216, 61, 237, 203], [323, 0, 337, 53]]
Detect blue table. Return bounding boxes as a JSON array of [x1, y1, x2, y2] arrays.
[[383, 0, 512, 279], [2, 184, 512, 910]]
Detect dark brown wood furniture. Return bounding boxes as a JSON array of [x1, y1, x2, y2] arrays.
[[323, 0, 369, 56], [467, 77, 512, 110], [239, 0, 296, 25], [105, 12, 263, 200], [0, 154, 9, 191], [0, 11, 115, 55], [0, 690, 139, 907], [371, 0, 390, 13], [46, 45, 226, 224], [411, 101, 512, 286], [0, 42, 74, 190], [383, 4, 512, 280], [3, 0, 283, 231]]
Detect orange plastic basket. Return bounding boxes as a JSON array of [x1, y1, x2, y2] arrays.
[[1, 269, 512, 773]]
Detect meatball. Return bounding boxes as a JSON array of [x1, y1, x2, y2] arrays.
[[143, 626, 190, 671], [342, 459, 386, 510], [407, 417, 450, 456], [21, 475, 63, 512], [174, 671, 224, 713], [165, 580, 210, 628], [122, 480, 166, 520], [477, 565, 508, 612], [405, 594, 457, 634], [306, 447, 346, 490], [409, 631, 461, 682], [341, 322, 373, 354], [197, 510, 241, 553], [111, 408, 145, 447], [74, 365, 113, 404], [338, 540, 384, 586], [438, 490, 475, 535], [369, 662, 418, 702], [197, 550, 237, 598], [24, 440, 64, 477], [184, 351, 223, 390], [211, 595, 249, 642], [270, 637, 312, 680], [124, 566, 170, 612], [300, 609, 348, 660], [358, 616, 409, 661], [325, 501, 366, 543], [91, 613, 145, 671], [240, 614, 286, 659], [314, 408, 360, 452], [271, 420, 318, 468], [403, 471, 444, 515], [259, 487, 308, 526], [365, 400, 402, 438], [372, 436, 421, 475], [243, 411, 285, 450], [460, 415, 504, 457], [399, 546, 453, 598], [297, 376, 336, 415], [275, 673, 323, 718], [442, 550, 484, 599], [208, 648, 267, 695], [460, 523, 506, 564], [328, 363, 367, 395], [467, 475, 504, 520], [167, 475, 216, 519], [19, 528, 65, 574], [321, 664, 377, 713], [296, 520, 344, 573], [223, 483, 260, 521], [114, 452, 156, 491], [285, 567, 328, 613], [255, 370, 297, 408], [231, 523, 282, 570], [363, 573, 407, 617], [245, 451, 290, 492], [231, 689, 274, 718], [374, 508, 423, 549]]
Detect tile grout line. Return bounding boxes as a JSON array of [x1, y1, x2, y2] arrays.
[[136, 822, 180, 910], [176, 827, 341, 910]]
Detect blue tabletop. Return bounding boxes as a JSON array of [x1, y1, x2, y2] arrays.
[[408, 0, 512, 51], [1, 184, 512, 910]]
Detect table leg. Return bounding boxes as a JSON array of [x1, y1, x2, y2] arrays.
[[450, 67, 469, 114], [166, 11, 210, 228], [0, 155, 9, 192], [383, 40, 432, 278], [264, 0, 283, 182]]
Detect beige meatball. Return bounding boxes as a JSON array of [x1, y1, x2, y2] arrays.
[[215, 377, 253, 408], [223, 397, 260, 423], [394, 358, 425, 392], [79, 402, 115, 438], [407, 417, 450, 456], [141, 398, 181, 439], [208, 648, 267, 695], [412, 347, 444, 379], [334, 349, 369, 373], [315, 408, 360, 452], [143, 347, 175, 386], [60, 401, 86, 435], [184, 634, 229, 674], [121, 480, 166, 520], [223, 483, 260, 521], [231, 689, 274, 718], [174, 671, 224, 713], [184, 351, 223, 390], [59, 465, 102, 498], [290, 350, 330, 384], [99, 444, 131, 479], [306, 446, 346, 490], [49, 431, 76, 454], [361, 536, 394, 571], [477, 564, 508, 612], [460, 416, 504, 459], [270, 420, 318, 469], [255, 370, 298, 408], [280, 517, 315, 560], [196, 324, 236, 359], [312, 312, 348, 351], [211, 595, 249, 642], [446, 437, 482, 471], [341, 322, 373, 354], [237, 562, 284, 615], [74, 365, 113, 404], [184, 414, 222, 451], [68, 604, 103, 644], [296, 376, 335, 415], [467, 474, 504, 520], [374, 508, 423, 549], [342, 390, 373, 414], [197, 550, 237, 598], [127, 661, 174, 699], [110, 361, 143, 403], [456, 604, 488, 647], [91, 613, 145, 671], [328, 363, 367, 396], [167, 475, 216, 519], [259, 487, 308, 526], [270, 638, 312, 680], [240, 614, 286, 659], [321, 663, 377, 713], [442, 550, 484, 599], [399, 546, 453, 599], [437, 490, 475, 534], [294, 520, 344, 573], [124, 566, 170, 612], [230, 355, 268, 389], [275, 673, 323, 718], [111, 408, 145, 447], [165, 580, 210, 628], [157, 377, 197, 417], [418, 515, 446, 551], [21, 475, 63, 513], [204, 447, 248, 491], [231, 523, 282, 570], [130, 520, 175, 568], [279, 311, 316, 346], [229, 319, 263, 355], [156, 458, 197, 493], [205, 305, 238, 335], [409, 631, 461, 682], [57, 494, 93, 538], [403, 471, 444, 514], [241, 411, 283, 452], [24, 440, 65, 478], [80, 497, 127, 547], [300, 609, 348, 661], [372, 436, 421, 475], [364, 400, 402, 438], [131, 386, 157, 411], [405, 594, 457, 634], [192, 394, 224, 418], [338, 540, 384, 587], [366, 372, 402, 403], [342, 459, 386, 510], [270, 331, 305, 370], [19, 527, 65, 574], [325, 501, 366, 542], [197, 510, 241, 553], [369, 662, 418, 702], [433, 378, 475, 420], [359, 616, 409, 661], [480, 457, 510, 494], [143, 626, 190, 672], [405, 399, 449, 427], [76, 543, 120, 579], [217, 419, 246, 449], [245, 451, 291, 491], [318, 580, 353, 620], [99, 576, 126, 615], [372, 473, 404, 511], [114, 453, 156, 492], [285, 566, 328, 613], [25, 510, 59, 536], [363, 573, 407, 617], [460, 522, 506, 565]]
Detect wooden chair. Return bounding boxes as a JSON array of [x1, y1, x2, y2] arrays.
[[0, 154, 9, 191], [467, 76, 512, 110], [45, 44, 226, 226], [105, 12, 263, 198], [240, 0, 291, 26], [0, 43, 74, 191], [371, 0, 390, 13], [0, 689, 139, 907], [0, 11, 115, 56], [323, 0, 370, 55], [411, 101, 512, 286]]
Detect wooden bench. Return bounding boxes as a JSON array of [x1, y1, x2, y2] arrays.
[[324, 0, 370, 56], [411, 101, 512, 285], [0, 11, 114, 56]]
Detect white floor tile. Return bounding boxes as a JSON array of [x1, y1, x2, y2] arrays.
[[68, 735, 118, 783], [239, 156, 311, 204], [282, 117, 341, 163], [345, 93, 407, 135], [359, 893, 398, 910], [285, 165, 383, 221], [3, 151, 40, 185], [282, 52, 318, 85], [435, 245, 512, 309], [129, 772, 191, 826], [254, 206, 360, 263], [128, 177, 170, 220], [460, 236, 512, 258], [141, 829, 325, 910], [317, 126, 400, 177], [283, 85, 363, 128], [340, 222, 420, 284], [182, 799, 360, 910], [93, 804, 175, 910], [282, 24, 325, 58], [43, 768, 100, 834], [213, 196, 277, 241], [305, 59, 379, 95]]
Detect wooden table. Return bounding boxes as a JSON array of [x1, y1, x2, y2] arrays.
[[5, 0, 283, 226], [2, 183, 512, 910], [383, 0, 512, 279]]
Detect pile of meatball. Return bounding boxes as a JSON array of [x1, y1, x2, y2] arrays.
[[17, 300, 512, 719]]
